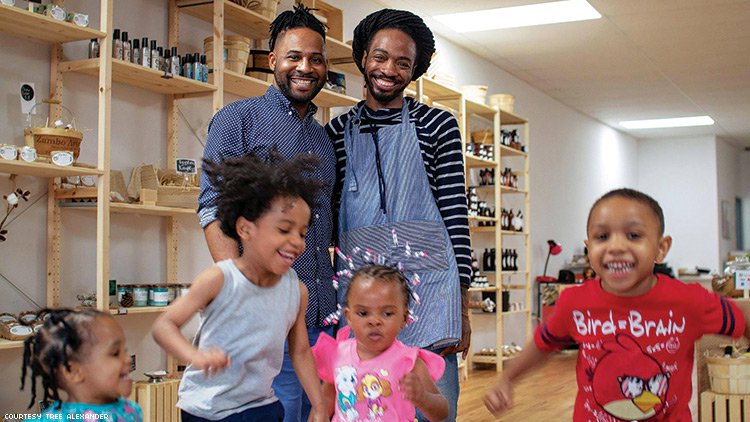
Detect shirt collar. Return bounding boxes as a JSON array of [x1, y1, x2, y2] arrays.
[[264, 85, 319, 120], [360, 96, 416, 119]]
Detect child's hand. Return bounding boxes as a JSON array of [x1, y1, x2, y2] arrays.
[[308, 406, 329, 422], [484, 377, 513, 416], [399, 371, 426, 406], [190, 347, 230, 376]]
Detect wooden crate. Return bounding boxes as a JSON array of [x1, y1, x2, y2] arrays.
[[701, 391, 750, 421], [139, 165, 199, 209], [133, 378, 181, 422]]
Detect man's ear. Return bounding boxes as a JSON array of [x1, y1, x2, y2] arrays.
[[656, 235, 672, 263], [269, 51, 277, 71]]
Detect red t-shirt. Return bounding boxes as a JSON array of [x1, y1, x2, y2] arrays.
[[535, 274, 745, 421]]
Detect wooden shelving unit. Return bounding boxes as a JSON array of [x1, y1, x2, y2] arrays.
[[175, 0, 358, 74], [0, 160, 102, 178], [60, 59, 217, 95], [0, 3, 105, 44], [411, 77, 532, 374]]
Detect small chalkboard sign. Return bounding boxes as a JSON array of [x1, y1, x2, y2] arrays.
[[176, 158, 197, 175]]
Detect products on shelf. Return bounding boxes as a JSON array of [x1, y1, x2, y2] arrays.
[[479, 168, 494, 186], [500, 167, 518, 189], [500, 129, 525, 152], [465, 142, 494, 161], [501, 249, 519, 271], [500, 208, 524, 232]]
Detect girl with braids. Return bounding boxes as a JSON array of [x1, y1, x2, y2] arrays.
[[20, 308, 142, 421], [153, 152, 327, 422], [326, 8, 471, 421], [312, 265, 448, 422]]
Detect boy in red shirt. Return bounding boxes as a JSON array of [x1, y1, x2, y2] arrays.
[[485, 188, 750, 421]]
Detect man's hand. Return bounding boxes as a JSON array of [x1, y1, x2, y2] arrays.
[[441, 286, 471, 358]]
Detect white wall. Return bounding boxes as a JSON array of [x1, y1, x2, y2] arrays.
[[637, 136, 720, 271], [3, 0, 741, 412], [740, 150, 750, 251], [716, 138, 742, 263]]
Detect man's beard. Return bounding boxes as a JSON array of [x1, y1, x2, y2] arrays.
[[275, 72, 325, 105], [364, 73, 409, 105]]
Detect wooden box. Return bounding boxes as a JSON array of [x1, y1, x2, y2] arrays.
[[133, 378, 181, 422], [139, 165, 200, 209], [701, 391, 750, 421]]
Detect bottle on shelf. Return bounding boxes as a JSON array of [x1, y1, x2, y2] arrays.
[[141, 37, 151, 69], [122, 31, 131, 63], [132, 38, 141, 65], [112, 28, 123, 60]]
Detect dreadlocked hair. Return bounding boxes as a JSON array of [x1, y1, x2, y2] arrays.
[[352, 9, 435, 81], [346, 264, 412, 309], [20, 308, 108, 409], [269, 3, 326, 51], [203, 149, 325, 242]]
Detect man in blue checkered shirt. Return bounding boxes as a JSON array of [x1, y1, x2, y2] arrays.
[[197, 6, 336, 422]]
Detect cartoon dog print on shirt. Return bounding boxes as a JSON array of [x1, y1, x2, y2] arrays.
[[335, 366, 359, 421], [356, 372, 393, 420]]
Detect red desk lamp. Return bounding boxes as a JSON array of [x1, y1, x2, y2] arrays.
[[536, 240, 562, 283]]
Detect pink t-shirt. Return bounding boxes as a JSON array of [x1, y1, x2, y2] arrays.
[[312, 327, 445, 422]]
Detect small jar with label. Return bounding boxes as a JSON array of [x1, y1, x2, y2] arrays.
[[132, 284, 149, 307], [166, 284, 178, 304], [149, 285, 169, 307], [178, 283, 190, 298]]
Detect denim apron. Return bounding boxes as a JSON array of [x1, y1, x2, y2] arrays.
[[338, 103, 461, 349]]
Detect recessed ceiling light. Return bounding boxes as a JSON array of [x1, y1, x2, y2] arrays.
[[619, 116, 715, 129], [433, 0, 601, 33]]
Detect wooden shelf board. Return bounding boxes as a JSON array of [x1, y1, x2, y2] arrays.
[[0, 160, 102, 178], [221, 70, 358, 108], [505, 284, 528, 290], [60, 202, 197, 217], [0, 338, 25, 350], [61, 59, 217, 95], [110, 306, 168, 315], [468, 216, 496, 223], [471, 354, 497, 364], [501, 230, 528, 236], [500, 109, 527, 125], [469, 286, 498, 292], [500, 271, 529, 276], [500, 186, 528, 194], [419, 77, 462, 100], [499, 144, 527, 157], [0, 4, 105, 44], [465, 98, 496, 119], [327, 36, 359, 75], [176, 0, 271, 39], [502, 309, 530, 316], [465, 154, 497, 168], [470, 226, 497, 233]]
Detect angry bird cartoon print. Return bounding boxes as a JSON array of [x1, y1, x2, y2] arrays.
[[357, 372, 392, 420], [592, 333, 670, 420]]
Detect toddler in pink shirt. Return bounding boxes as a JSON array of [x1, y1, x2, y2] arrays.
[[312, 265, 448, 421]]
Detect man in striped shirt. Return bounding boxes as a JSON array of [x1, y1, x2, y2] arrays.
[[326, 9, 471, 421]]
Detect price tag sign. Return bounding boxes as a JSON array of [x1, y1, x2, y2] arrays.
[[734, 270, 750, 290], [176, 158, 197, 175]]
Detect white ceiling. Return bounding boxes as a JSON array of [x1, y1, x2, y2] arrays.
[[376, 0, 750, 147]]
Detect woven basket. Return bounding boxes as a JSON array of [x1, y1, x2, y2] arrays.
[[707, 356, 750, 394], [204, 35, 251, 74], [24, 127, 83, 159]]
